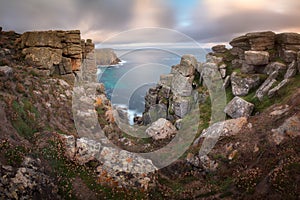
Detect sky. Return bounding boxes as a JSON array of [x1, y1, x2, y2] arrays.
[[1, 0, 300, 48]]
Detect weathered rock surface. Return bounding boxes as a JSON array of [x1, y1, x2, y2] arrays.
[[230, 31, 276, 51], [146, 118, 177, 140], [270, 115, 300, 145], [224, 97, 254, 118], [171, 72, 193, 97], [60, 135, 157, 188], [245, 51, 269, 65], [20, 30, 94, 76], [193, 117, 248, 146], [231, 72, 261, 96], [264, 62, 287, 75], [283, 50, 297, 63], [284, 60, 298, 79], [246, 31, 276, 51], [255, 71, 278, 100]]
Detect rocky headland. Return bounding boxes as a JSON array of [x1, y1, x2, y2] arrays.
[[95, 48, 121, 66], [0, 27, 299, 199]]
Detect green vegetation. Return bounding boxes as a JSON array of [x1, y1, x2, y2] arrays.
[[11, 98, 39, 139], [242, 74, 300, 112]]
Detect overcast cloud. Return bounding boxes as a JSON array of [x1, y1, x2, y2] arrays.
[[1, 0, 300, 46]]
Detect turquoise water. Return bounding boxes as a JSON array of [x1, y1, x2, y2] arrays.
[[97, 48, 208, 122]]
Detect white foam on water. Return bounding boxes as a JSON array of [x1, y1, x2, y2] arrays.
[[113, 104, 142, 125]]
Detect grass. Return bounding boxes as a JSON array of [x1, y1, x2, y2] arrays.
[[242, 74, 300, 112]]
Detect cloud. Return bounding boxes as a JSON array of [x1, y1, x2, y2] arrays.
[[0, 0, 300, 45], [179, 0, 300, 43]]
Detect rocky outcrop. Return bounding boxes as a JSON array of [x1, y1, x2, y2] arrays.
[[143, 54, 199, 124], [19, 30, 95, 76], [230, 31, 276, 51], [60, 135, 157, 188], [95, 48, 121, 65]]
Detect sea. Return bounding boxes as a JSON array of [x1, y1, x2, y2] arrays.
[[97, 47, 209, 124]]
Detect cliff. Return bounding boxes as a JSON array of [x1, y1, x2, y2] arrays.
[[95, 48, 121, 65], [18, 30, 95, 78], [0, 27, 299, 199]]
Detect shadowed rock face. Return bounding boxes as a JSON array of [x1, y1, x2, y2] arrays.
[[95, 48, 121, 65]]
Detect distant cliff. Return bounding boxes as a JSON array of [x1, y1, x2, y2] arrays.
[[95, 48, 121, 65]]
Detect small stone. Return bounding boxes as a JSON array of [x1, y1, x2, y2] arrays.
[[0, 66, 13, 77], [228, 150, 238, 160]]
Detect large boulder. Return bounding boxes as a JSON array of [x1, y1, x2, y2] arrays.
[[230, 72, 261, 96], [145, 118, 177, 140], [246, 31, 276, 51], [245, 51, 269, 65], [264, 62, 287, 76], [276, 33, 300, 52], [171, 55, 197, 77], [224, 97, 254, 118], [193, 117, 248, 145], [229, 35, 250, 50], [212, 45, 228, 53], [276, 33, 300, 45]]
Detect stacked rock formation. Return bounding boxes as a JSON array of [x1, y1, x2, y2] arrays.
[[142, 55, 199, 125], [19, 30, 94, 76]]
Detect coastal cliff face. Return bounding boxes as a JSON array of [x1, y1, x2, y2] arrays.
[[19, 30, 95, 77], [0, 28, 299, 199]]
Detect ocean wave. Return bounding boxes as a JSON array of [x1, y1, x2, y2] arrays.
[[113, 104, 142, 125]]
